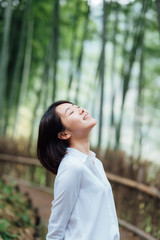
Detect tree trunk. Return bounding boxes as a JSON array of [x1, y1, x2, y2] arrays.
[[74, 3, 90, 105], [0, 0, 13, 133], [107, 2, 119, 149], [3, 6, 27, 136], [12, 0, 34, 137], [27, 82, 44, 154], [67, 0, 80, 100], [42, 48, 52, 111], [132, 16, 145, 165], [115, 0, 148, 150], [27, 37, 53, 153], [52, 0, 60, 102], [28, 0, 60, 152], [97, 0, 108, 148]]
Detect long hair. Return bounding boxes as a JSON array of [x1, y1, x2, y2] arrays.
[[37, 100, 72, 175]]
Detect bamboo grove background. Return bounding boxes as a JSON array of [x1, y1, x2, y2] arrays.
[[0, 0, 160, 167]]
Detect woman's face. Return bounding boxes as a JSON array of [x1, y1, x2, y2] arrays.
[[56, 103, 97, 138]]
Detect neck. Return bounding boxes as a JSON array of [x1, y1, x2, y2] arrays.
[[70, 135, 90, 156]]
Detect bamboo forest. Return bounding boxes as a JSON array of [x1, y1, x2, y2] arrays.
[[0, 0, 160, 239]]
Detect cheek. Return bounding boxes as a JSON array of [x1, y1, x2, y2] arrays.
[[67, 117, 83, 130], [70, 117, 82, 126], [62, 118, 79, 130]]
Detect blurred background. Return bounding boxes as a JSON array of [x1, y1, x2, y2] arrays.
[[0, 0, 160, 239]]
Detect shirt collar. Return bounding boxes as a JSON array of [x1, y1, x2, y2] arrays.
[[66, 147, 96, 163]]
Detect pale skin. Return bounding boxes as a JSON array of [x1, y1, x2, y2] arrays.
[[56, 103, 97, 156]]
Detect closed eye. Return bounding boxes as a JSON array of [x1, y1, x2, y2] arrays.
[[69, 111, 74, 115]]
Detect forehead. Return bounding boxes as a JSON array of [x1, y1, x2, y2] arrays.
[[56, 103, 73, 116]]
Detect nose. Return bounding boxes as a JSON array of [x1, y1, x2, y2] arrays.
[[79, 107, 85, 115]]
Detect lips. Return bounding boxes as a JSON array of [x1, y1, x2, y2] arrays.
[[83, 113, 90, 120]]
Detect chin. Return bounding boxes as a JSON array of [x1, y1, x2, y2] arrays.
[[90, 118, 97, 127]]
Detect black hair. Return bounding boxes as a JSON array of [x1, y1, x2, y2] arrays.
[[37, 100, 73, 175]]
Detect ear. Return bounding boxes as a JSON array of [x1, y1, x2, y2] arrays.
[[57, 131, 71, 140]]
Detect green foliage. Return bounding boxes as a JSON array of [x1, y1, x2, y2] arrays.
[[0, 178, 35, 239], [0, 219, 10, 233], [0, 0, 160, 163], [34, 166, 46, 185]]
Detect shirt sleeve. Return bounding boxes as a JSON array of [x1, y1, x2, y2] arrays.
[[46, 162, 82, 240]]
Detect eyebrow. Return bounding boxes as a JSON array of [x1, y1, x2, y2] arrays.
[[65, 104, 74, 115]]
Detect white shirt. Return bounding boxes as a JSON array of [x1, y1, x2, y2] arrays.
[[46, 147, 120, 240]]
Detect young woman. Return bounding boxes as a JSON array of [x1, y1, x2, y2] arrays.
[[37, 100, 120, 240]]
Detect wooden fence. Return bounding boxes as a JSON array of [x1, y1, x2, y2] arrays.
[[0, 154, 159, 240]]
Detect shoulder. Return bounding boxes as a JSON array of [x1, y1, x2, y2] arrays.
[[57, 152, 83, 176], [94, 157, 106, 173], [94, 156, 103, 166], [54, 153, 83, 190]]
